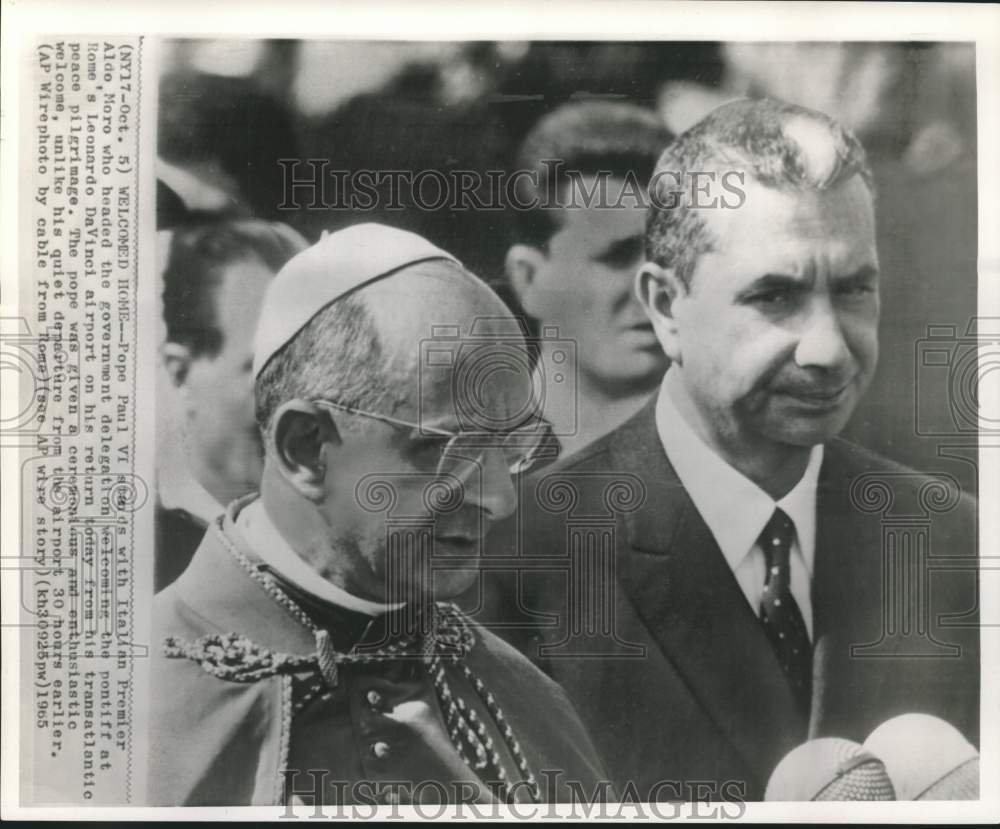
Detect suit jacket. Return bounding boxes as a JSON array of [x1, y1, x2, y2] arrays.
[[149, 499, 610, 806], [465, 399, 979, 801], [154, 503, 207, 592]]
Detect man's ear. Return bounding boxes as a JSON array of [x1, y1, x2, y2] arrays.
[[505, 244, 548, 318], [636, 261, 686, 364], [162, 342, 193, 388], [269, 401, 339, 502]]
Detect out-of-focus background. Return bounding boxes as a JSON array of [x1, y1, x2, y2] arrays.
[[156, 40, 979, 500]]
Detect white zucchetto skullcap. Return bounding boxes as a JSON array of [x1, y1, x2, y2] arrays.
[[252, 223, 460, 377]]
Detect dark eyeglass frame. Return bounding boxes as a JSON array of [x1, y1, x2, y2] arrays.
[[313, 398, 556, 478]]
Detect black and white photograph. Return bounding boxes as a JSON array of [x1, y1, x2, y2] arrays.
[[2, 0, 998, 821]]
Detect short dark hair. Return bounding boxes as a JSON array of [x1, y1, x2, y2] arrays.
[[513, 101, 673, 249], [161, 219, 306, 358], [646, 97, 875, 288]]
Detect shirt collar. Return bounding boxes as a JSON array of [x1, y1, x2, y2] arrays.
[[235, 497, 404, 616], [157, 468, 225, 527], [654, 369, 823, 576]]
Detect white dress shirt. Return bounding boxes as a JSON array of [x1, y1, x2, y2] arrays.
[[158, 468, 224, 526], [654, 370, 823, 639], [235, 497, 404, 616]]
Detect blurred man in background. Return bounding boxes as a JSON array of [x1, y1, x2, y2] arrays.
[[157, 219, 307, 590], [504, 102, 673, 457]]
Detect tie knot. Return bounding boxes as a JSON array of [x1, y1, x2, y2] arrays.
[[760, 508, 795, 568]]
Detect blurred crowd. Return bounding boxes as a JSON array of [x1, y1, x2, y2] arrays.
[[155, 40, 978, 589]]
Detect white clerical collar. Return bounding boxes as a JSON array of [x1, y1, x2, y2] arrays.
[[235, 497, 404, 616], [654, 369, 823, 577], [158, 468, 225, 527]]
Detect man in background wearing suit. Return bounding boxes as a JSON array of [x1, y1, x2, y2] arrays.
[[476, 98, 979, 801], [502, 102, 672, 458], [157, 219, 307, 590]]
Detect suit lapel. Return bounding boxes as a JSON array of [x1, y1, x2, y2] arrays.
[[609, 401, 808, 782], [809, 442, 889, 738]]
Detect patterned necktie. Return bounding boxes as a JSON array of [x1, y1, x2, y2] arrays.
[[759, 508, 812, 718]]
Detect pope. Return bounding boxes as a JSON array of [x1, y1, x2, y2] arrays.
[[148, 223, 609, 807]]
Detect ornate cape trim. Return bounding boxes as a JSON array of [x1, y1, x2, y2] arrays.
[[167, 517, 539, 802], [162, 602, 475, 688]]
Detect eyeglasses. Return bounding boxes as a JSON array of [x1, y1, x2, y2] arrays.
[[313, 398, 557, 481]]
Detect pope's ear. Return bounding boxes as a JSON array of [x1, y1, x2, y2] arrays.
[[269, 401, 339, 502], [636, 262, 685, 363], [505, 244, 548, 318]]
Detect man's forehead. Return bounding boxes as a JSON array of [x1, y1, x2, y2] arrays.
[[360, 265, 535, 425], [558, 198, 645, 237], [416, 331, 537, 429], [702, 175, 875, 255], [551, 177, 646, 253], [559, 173, 647, 210], [364, 265, 516, 344], [418, 373, 539, 432], [416, 323, 534, 385], [214, 258, 274, 342]]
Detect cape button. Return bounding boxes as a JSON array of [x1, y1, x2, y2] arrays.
[[366, 689, 384, 710], [371, 741, 391, 760]]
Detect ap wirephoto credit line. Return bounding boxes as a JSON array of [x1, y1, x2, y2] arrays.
[[1, 1, 998, 822]]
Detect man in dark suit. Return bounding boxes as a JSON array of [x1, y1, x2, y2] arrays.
[[468, 98, 979, 801]]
